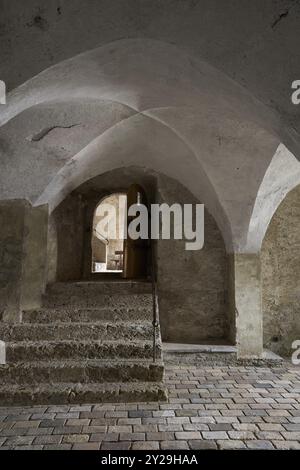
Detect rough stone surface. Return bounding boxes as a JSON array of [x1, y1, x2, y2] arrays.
[[231, 254, 263, 359], [0, 355, 298, 450], [51, 194, 85, 282], [0, 200, 48, 322], [156, 175, 229, 344], [20, 203, 48, 311], [0, 200, 26, 323], [262, 184, 300, 357], [0, 281, 166, 405]]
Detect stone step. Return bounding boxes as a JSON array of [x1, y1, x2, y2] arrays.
[[46, 281, 152, 296], [0, 359, 164, 384], [42, 292, 153, 308], [22, 307, 152, 323], [0, 321, 155, 342], [0, 381, 168, 406], [6, 339, 162, 362]]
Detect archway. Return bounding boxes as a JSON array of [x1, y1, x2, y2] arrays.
[[46, 166, 230, 344], [91, 193, 126, 274]]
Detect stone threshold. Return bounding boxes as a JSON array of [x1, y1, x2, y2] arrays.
[[163, 342, 283, 361]]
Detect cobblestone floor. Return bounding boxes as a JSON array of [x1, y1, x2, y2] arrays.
[[0, 360, 300, 450]]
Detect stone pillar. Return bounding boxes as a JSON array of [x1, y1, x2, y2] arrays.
[[20, 204, 49, 311], [0, 200, 26, 322], [0, 200, 48, 323], [229, 253, 263, 359]]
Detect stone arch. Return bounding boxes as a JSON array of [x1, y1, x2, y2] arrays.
[[45, 166, 230, 343], [247, 144, 300, 253], [35, 111, 233, 252]]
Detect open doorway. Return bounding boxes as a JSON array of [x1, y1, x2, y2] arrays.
[[91, 193, 126, 273], [90, 185, 149, 279]]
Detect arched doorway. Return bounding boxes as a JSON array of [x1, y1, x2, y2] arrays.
[[91, 186, 149, 278], [91, 193, 126, 274]]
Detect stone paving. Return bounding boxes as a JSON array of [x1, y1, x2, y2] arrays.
[[0, 360, 300, 450]]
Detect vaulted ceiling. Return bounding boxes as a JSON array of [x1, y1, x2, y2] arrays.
[[1, 0, 300, 252]]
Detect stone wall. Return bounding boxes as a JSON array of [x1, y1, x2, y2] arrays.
[[156, 175, 229, 344], [50, 194, 85, 282], [261, 184, 300, 357]]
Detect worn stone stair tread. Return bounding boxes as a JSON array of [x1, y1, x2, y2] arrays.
[[6, 339, 162, 362], [1, 320, 153, 326], [0, 321, 157, 341], [0, 381, 168, 405], [22, 306, 152, 323], [4, 320, 153, 326], [6, 338, 155, 347], [25, 306, 152, 313], [0, 357, 164, 368], [47, 281, 153, 295], [0, 358, 164, 384], [43, 292, 153, 308]]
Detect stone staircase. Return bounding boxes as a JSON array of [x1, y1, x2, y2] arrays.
[[0, 281, 167, 405]]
